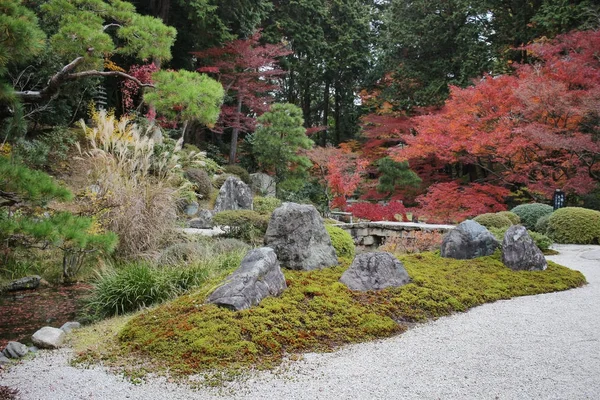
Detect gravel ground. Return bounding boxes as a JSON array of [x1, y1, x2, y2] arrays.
[[2, 244, 599, 400]]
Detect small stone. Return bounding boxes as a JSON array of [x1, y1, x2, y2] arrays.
[[28, 346, 38, 353], [32, 326, 66, 349], [0, 354, 11, 365], [188, 209, 214, 229], [60, 321, 81, 334], [2, 342, 28, 359], [340, 252, 411, 291], [184, 201, 200, 216]]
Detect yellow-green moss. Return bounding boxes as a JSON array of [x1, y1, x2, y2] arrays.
[[325, 224, 355, 262], [115, 252, 585, 375]]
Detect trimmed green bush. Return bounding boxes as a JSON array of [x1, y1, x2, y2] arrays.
[[497, 211, 520, 225], [223, 165, 250, 184], [185, 168, 213, 199], [535, 213, 552, 234], [473, 213, 513, 229], [253, 196, 282, 215], [547, 207, 600, 244], [325, 224, 355, 261], [212, 210, 270, 245], [213, 173, 233, 189], [511, 203, 553, 230], [489, 227, 553, 251]]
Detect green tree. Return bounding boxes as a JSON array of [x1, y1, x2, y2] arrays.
[[377, 157, 421, 195], [0, 157, 117, 282], [251, 103, 314, 194]]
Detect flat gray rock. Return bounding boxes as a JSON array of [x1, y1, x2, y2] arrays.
[[214, 176, 253, 212], [502, 225, 547, 271], [2, 275, 41, 292], [264, 202, 338, 270], [441, 220, 499, 259], [2, 341, 29, 359], [206, 247, 287, 311], [340, 252, 411, 291], [32, 327, 66, 349]]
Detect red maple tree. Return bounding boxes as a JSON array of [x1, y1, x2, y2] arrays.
[[192, 32, 291, 164]]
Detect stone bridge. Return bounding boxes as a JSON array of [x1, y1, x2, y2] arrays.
[[335, 221, 455, 250]]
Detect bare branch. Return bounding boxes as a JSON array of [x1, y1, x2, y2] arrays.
[[67, 70, 155, 88], [103, 23, 121, 31]]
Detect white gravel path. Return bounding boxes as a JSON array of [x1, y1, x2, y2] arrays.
[[2, 244, 599, 400]]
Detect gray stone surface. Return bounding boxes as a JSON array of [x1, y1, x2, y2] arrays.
[[2, 275, 41, 292], [502, 225, 547, 271], [184, 201, 199, 216], [2, 342, 29, 359], [188, 209, 214, 229], [60, 321, 81, 334], [214, 176, 253, 212], [441, 220, 499, 259], [0, 354, 10, 365], [206, 247, 287, 311], [264, 202, 338, 270], [32, 327, 66, 349], [340, 252, 410, 291], [250, 172, 276, 197]]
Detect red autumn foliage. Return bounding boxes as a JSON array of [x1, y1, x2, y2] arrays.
[[306, 145, 368, 209], [347, 201, 407, 222], [391, 30, 600, 199], [122, 63, 158, 112], [414, 182, 510, 224]]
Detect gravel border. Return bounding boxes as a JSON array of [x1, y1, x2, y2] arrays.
[[2, 244, 599, 399]]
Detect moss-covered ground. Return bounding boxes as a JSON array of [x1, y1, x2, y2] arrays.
[[74, 251, 586, 378]]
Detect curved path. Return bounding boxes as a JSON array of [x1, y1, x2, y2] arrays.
[[2, 245, 599, 399]]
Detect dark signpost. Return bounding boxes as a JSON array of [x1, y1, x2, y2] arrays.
[[553, 189, 566, 210]]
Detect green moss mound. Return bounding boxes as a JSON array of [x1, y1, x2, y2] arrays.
[[223, 165, 250, 184], [117, 253, 585, 375], [511, 203, 553, 230], [473, 213, 513, 229], [325, 224, 355, 262], [547, 207, 600, 244]]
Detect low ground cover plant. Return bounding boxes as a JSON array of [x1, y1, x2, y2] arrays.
[[324, 224, 355, 262], [89, 252, 586, 376]]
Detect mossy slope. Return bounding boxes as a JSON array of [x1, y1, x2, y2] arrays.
[[117, 252, 585, 374]]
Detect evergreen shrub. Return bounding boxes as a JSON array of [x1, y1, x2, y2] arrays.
[[325, 224, 355, 261], [535, 213, 552, 234], [497, 211, 520, 225], [212, 210, 270, 245], [547, 207, 600, 244], [511, 203, 553, 230], [489, 227, 553, 251], [253, 196, 282, 215], [224, 165, 250, 184], [473, 213, 513, 229], [185, 168, 213, 199]]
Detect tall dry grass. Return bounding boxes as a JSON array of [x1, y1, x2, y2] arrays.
[[78, 110, 181, 258]]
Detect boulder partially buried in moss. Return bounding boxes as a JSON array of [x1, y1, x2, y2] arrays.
[[264, 202, 338, 270], [340, 252, 410, 291], [206, 247, 287, 311], [502, 225, 547, 271], [441, 220, 499, 260]]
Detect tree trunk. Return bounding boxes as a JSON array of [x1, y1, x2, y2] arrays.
[[334, 81, 341, 144], [229, 96, 243, 164], [322, 79, 330, 146]]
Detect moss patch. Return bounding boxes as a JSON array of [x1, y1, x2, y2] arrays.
[[111, 252, 585, 376]]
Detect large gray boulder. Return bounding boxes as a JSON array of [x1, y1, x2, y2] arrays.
[[31, 327, 66, 349], [2, 341, 29, 359], [206, 247, 287, 311], [188, 209, 214, 229], [340, 252, 411, 291], [250, 172, 276, 197], [441, 220, 499, 259], [264, 202, 338, 270], [502, 225, 547, 271], [2, 275, 41, 292], [214, 176, 253, 212]]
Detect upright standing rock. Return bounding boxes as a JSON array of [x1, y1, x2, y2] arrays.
[[250, 172, 277, 197], [502, 225, 547, 271], [214, 176, 253, 212], [206, 247, 287, 311], [340, 252, 411, 291], [441, 219, 499, 259], [264, 202, 338, 270]]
